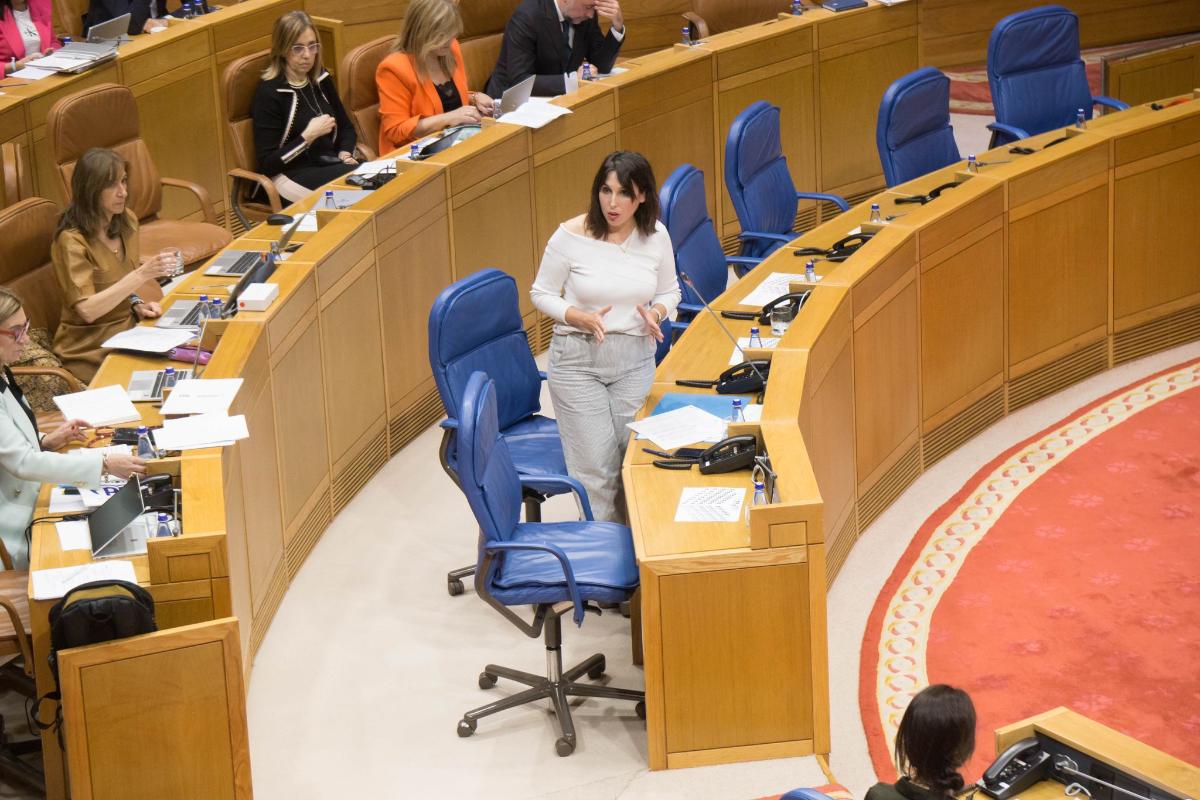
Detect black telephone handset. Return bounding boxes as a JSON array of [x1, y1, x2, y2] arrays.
[[722, 291, 810, 324], [977, 737, 1052, 800], [652, 434, 757, 473], [715, 360, 769, 394], [826, 232, 874, 261]]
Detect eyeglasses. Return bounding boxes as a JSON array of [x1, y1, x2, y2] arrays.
[[289, 42, 320, 55], [0, 320, 30, 342]]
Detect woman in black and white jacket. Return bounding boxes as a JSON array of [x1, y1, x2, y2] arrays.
[[252, 11, 358, 203]]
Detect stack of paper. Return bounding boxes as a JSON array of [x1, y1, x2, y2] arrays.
[[53, 385, 141, 427], [153, 414, 249, 451], [55, 519, 92, 551], [353, 159, 397, 176], [10, 65, 54, 80], [740, 273, 806, 307], [31, 560, 138, 600], [49, 486, 116, 513], [627, 406, 727, 450], [159, 378, 242, 416], [497, 99, 572, 129], [102, 326, 197, 353], [674, 487, 747, 522]]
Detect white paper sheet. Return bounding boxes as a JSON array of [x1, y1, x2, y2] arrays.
[[739, 273, 806, 307], [53, 385, 140, 427], [674, 487, 747, 523], [352, 159, 397, 176], [102, 326, 196, 353], [497, 100, 572, 129], [10, 66, 54, 80], [55, 520, 92, 551], [295, 211, 319, 231], [728, 336, 780, 365], [49, 488, 86, 514], [159, 378, 242, 416], [154, 413, 249, 451], [31, 560, 138, 601], [596, 67, 627, 77], [627, 406, 727, 450], [26, 53, 91, 70]]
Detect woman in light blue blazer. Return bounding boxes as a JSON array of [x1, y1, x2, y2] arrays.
[[0, 288, 145, 566]]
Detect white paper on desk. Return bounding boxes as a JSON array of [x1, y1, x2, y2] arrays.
[[55, 519, 92, 551], [739, 273, 806, 307], [49, 488, 86, 514], [627, 405, 727, 450], [743, 404, 763, 423], [353, 159, 397, 176], [294, 211, 318, 232], [497, 100, 572, 129], [596, 67, 627, 77], [674, 487, 746, 523], [328, 190, 371, 209], [10, 66, 54, 80], [101, 326, 196, 354], [26, 53, 92, 70], [53, 384, 140, 427], [159, 378, 242, 416], [154, 413, 248, 451], [31, 560, 137, 601], [728, 336, 780, 365]]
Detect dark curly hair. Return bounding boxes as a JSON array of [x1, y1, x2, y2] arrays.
[[895, 684, 976, 796]]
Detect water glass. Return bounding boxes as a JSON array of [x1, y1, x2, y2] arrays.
[[770, 304, 794, 337], [160, 247, 184, 277]]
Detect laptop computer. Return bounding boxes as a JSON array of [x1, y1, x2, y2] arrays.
[[88, 476, 151, 559], [497, 75, 535, 117], [205, 212, 304, 277], [62, 13, 129, 55], [127, 368, 194, 402], [155, 298, 207, 329]]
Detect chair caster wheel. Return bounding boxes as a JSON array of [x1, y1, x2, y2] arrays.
[[478, 672, 497, 689], [457, 718, 476, 738], [447, 579, 465, 596], [555, 736, 576, 756], [586, 657, 605, 680], [635, 701, 646, 720]]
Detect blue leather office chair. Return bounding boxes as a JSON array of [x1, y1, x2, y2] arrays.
[[725, 101, 849, 259], [781, 790, 837, 800], [453, 371, 645, 756], [986, 5, 1128, 146], [655, 317, 673, 364], [428, 268, 572, 597], [659, 164, 761, 331], [876, 67, 961, 188]]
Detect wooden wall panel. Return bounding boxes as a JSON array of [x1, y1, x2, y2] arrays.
[[451, 171, 536, 313], [270, 316, 331, 533], [235, 352, 285, 616], [1105, 41, 1200, 106]]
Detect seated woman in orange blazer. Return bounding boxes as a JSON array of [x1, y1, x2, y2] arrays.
[[375, 0, 495, 155]]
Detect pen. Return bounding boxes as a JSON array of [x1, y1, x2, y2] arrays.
[[641, 447, 673, 458]]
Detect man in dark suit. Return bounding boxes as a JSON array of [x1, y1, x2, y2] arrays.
[[486, 0, 625, 98]]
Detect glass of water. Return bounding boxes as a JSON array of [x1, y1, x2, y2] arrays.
[[160, 247, 184, 277], [770, 303, 794, 337]]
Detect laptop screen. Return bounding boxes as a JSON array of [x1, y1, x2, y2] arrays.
[[88, 476, 145, 556]]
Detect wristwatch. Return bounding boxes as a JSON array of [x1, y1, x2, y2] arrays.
[[129, 293, 145, 309]]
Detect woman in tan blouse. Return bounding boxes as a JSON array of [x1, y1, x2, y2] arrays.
[[52, 148, 176, 383]]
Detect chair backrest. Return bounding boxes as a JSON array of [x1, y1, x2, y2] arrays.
[[341, 36, 393, 162], [53, 0, 88, 39], [459, 0, 516, 92], [47, 83, 162, 222], [1, 141, 32, 208], [428, 268, 543, 431], [0, 198, 64, 336], [987, 5, 1094, 137], [659, 164, 727, 312], [221, 50, 272, 192], [460, 35, 503, 93], [457, 371, 522, 545], [876, 67, 961, 188], [724, 101, 796, 258]]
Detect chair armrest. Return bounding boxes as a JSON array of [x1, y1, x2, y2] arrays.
[[1093, 95, 1129, 112], [9, 365, 83, 393], [485, 541, 586, 626], [677, 302, 702, 316], [0, 539, 12, 571], [161, 177, 219, 225], [797, 191, 849, 212], [439, 418, 459, 430], [986, 121, 1029, 142], [737, 230, 794, 245], [0, 593, 32, 677], [228, 168, 283, 212], [727, 255, 762, 277], [354, 143, 377, 162], [671, 318, 690, 332], [518, 474, 594, 521], [538, 370, 548, 381], [681, 11, 709, 40]]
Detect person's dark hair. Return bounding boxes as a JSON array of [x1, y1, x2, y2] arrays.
[[895, 684, 976, 796], [584, 151, 659, 240], [55, 148, 134, 242]]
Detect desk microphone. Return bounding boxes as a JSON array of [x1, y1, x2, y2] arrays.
[[676, 271, 768, 393]]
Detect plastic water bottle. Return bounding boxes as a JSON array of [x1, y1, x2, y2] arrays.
[[966, 154, 977, 173], [196, 294, 211, 321], [791, 0, 803, 14], [748, 326, 763, 348], [136, 426, 157, 459], [162, 366, 177, 389], [805, 259, 817, 283], [210, 298, 223, 319], [1075, 108, 1086, 129], [181, 2, 192, 18], [730, 397, 745, 423], [155, 513, 173, 538], [410, 142, 421, 158], [869, 203, 882, 224], [745, 480, 767, 527], [61, 36, 71, 44], [323, 190, 336, 209], [581, 60, 592, 81], [681, 26, 691, 45]]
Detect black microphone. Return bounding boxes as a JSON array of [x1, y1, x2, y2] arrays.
[[677, 271, 768, 391]]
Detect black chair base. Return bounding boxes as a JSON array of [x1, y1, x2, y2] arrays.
[[456, 614, 644, 756], [0, 715, 43, 794], [447, 491, 547, 597]]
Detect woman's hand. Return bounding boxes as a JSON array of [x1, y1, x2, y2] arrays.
[[134, 301, 162, 320], [301, 114, 336, 144], [448, 106, 482, 126], [42, 419, 89, 451], [565, 305, 612, 343], [136, 252, 176, 282], [637, 304, 666, 342], [105, 453, 148, 479], [473, 93, 495, 117], [338, 151, 358, 166]]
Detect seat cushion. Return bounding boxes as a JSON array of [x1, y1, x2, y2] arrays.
[[490, 521, 639, 606], [139, 219, 233, 268]]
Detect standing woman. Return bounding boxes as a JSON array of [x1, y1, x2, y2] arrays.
[[0, 0, 60, 76], [866, 684, 977, 800], [52, 148, 175, 384], [252, 10, 358, 203], [376, 0, 494, 155], [0, 288, 146, 566], [531, 151, 679, 523]]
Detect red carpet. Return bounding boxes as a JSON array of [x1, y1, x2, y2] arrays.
[[860, 359, 1200, 782]]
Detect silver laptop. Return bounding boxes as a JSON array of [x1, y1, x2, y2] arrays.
[[205, 212, 304, 276], [155, 298, 206, 329], [59, 13, 129, 56], [88, 476, 151, 559], [497, 75, 535, 117], [127, 368, 193, 402]]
